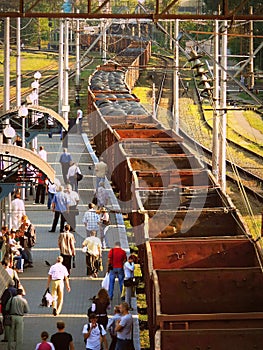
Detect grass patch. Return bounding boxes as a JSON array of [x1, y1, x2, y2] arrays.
[[0, 51, 58, 84], [203, 107, 263, 157], [227, 183, 262, 239], [244, 110, 263, 135]]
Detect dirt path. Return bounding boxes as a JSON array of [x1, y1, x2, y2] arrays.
[[231, 110, 263, 143]]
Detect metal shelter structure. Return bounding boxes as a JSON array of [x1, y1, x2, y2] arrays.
[[0, 144, 55, 201], [0, 0, 263, 20], [0, 105, 68, 144]]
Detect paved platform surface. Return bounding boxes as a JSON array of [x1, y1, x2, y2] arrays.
[[1, 131, 140, 349]]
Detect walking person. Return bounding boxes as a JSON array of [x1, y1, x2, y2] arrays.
[[49, 186, 70, 233], [76, 108, 83, 133], [6, 288, 30, 350], [107, 306, 121, 350], [115, 302, 134, 350], [82, 203, 100, 237], [97, 182, 109, 208], [124, 256, 135, 310], [58, 224, 76, 275], [11, 193, 26, 230], [94, 157, 108, 190], [34, 172, 47, 205], [64, 184, 79, 232], [82, 231, 102, 278], [51, 321, 75, 350], [89, 288, 110, 330], [46, 256, 71, 316], [38, 146, 47, 162], [35, 331, 55, 350], [66, 161, 81, 192], [107, 242, 127, 301], [82, 313, 108, 350], [59, 149, 72, 185], [99, 207, 110, 249], [47, 178, 60, 210]]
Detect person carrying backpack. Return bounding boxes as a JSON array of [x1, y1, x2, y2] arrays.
[[82, 313, 108, 350]]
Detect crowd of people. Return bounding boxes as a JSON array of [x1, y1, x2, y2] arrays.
[[0, 141, 138, 350]]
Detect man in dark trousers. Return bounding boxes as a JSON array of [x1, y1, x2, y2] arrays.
[[51, 321, 75, 350], [59, 148, 72, 185], [49, 186, 70, 233], [107, 242, 127, 300]]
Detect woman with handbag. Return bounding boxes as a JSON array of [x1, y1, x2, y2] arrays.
[[123, 256, 135, 310]]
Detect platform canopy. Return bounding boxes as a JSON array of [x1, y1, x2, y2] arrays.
[[0, 105, 68, 143], [0, 144, 55, 200]]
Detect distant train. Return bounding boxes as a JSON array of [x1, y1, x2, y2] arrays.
[[87, 40, 263, 350]]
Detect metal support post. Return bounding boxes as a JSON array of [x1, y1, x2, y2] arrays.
[[212, 19, 219, 182], [219, 20, 227, 192], [58, 19, 64, 116], [16, 17, 21, 108], [4, 17, 10, 114], [172, 19, 179, 134], [75, 11, 80, 89], [63, 19, 70, 125], [249, 6, 254, 90]]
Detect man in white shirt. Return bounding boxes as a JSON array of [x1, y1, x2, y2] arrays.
[[67, 161, 81, 192], [64, 184, 79, 232], [46, 256, 71, 316], [82, 231, 101, 278], [38, 146, 47, 161]]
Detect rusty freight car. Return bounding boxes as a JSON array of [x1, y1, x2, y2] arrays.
[[87, 40, 263, 349]]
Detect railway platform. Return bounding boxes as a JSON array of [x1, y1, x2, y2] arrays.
[[0, 130, 140, 349]]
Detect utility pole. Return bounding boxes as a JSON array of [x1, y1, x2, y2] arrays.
[[212, 19, 219, 182], [63, 19, 70, 125], [169, 20, 173, 51], [4, 17, 10, 114], [102, 20, 107, 63], [75, 11, 81, 90], [16, 18, 21, 108], [152, 82, 156, 119], [172, 19, 179, 134], [58, 19, 64, 116], [249, 6, 254, 90], [219, 20, 227, 192]]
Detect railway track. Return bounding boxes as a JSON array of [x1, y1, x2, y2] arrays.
[[180, 128, 263, 202], [0, 57, 93, 110], [153, 54, 263, 202]]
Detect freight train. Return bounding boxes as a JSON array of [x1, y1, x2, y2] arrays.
[[87, 40, 263, 349]]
